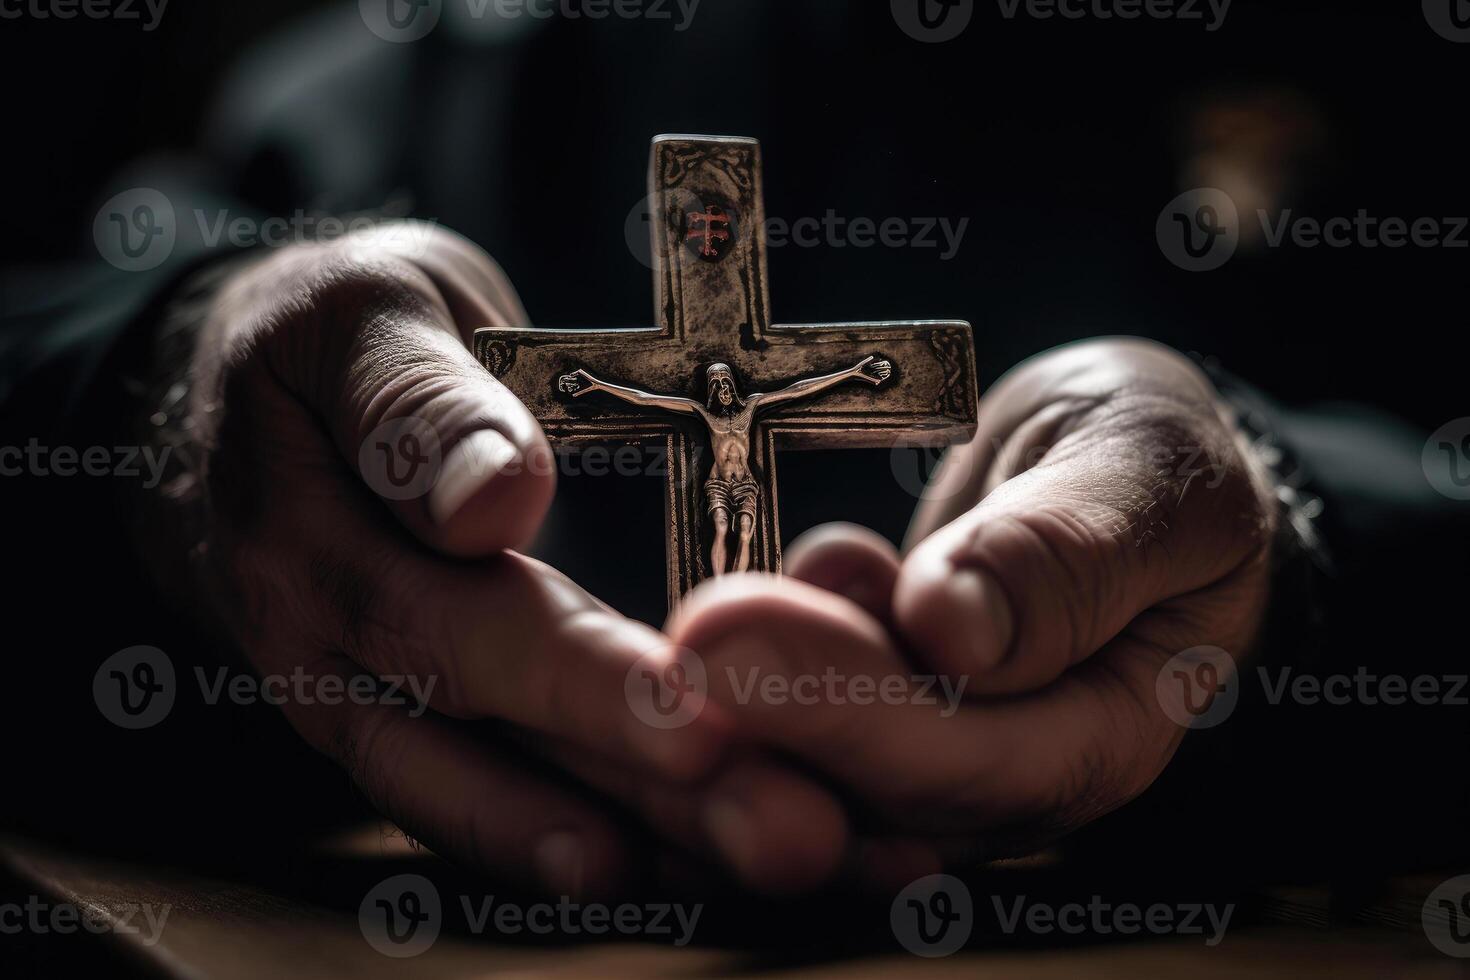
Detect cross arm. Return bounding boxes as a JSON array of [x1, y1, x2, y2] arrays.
[[473, 326, 704, 439], [732, 321, 979, 450]]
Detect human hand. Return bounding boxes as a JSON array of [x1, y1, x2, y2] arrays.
[[669, 338, 1278, 855], [141, 224, 853, 895]]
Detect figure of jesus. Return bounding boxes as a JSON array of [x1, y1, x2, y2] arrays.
[[559, 355, 893, 575]]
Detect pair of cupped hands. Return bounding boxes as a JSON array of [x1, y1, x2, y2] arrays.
[[165, 225, 1276, 899]]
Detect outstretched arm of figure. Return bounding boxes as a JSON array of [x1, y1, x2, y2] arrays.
[[558, 368, 703, 416], [752, 355, 893, 411]]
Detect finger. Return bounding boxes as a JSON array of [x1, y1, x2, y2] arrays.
[[239, 413, 732, 783], [670, 576, 1188, 835], [784, 523, 901, 627], [894, 345, 1271, 694], [267, 650, 635, 900], [313, 524, 731, 781], [545, 746, 850, 895], [238, 233, 554, 559]]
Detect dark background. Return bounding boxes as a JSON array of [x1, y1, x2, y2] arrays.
[[2, 0, 1465, 428], [0, 0, 1465, 913]]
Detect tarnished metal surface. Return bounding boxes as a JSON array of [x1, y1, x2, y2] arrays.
[[474, 135, 978, 609]]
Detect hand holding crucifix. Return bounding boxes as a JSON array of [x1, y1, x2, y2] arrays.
[[476, 135, 977, 604]]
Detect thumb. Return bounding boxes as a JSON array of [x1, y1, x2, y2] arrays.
[[893, 391, 1273, 695], [253, 236, 554, 558]]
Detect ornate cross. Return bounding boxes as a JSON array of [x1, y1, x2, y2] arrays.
[[474, 135, 978, 609]]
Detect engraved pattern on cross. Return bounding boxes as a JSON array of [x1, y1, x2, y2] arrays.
[[473, 135, 979, 610]]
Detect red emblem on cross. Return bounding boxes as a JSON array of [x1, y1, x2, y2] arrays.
[[686, 205, 732, 259]]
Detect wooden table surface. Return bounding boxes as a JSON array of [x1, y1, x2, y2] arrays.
[[1, 829, 1462, 978]]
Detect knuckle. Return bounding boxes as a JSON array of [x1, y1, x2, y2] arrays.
[[226, 244, 444, 389]]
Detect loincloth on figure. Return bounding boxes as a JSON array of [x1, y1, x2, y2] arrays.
[[704, 477, 759, 520]]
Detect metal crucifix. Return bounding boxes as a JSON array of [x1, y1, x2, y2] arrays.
[[473, 135, 978, 609]]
